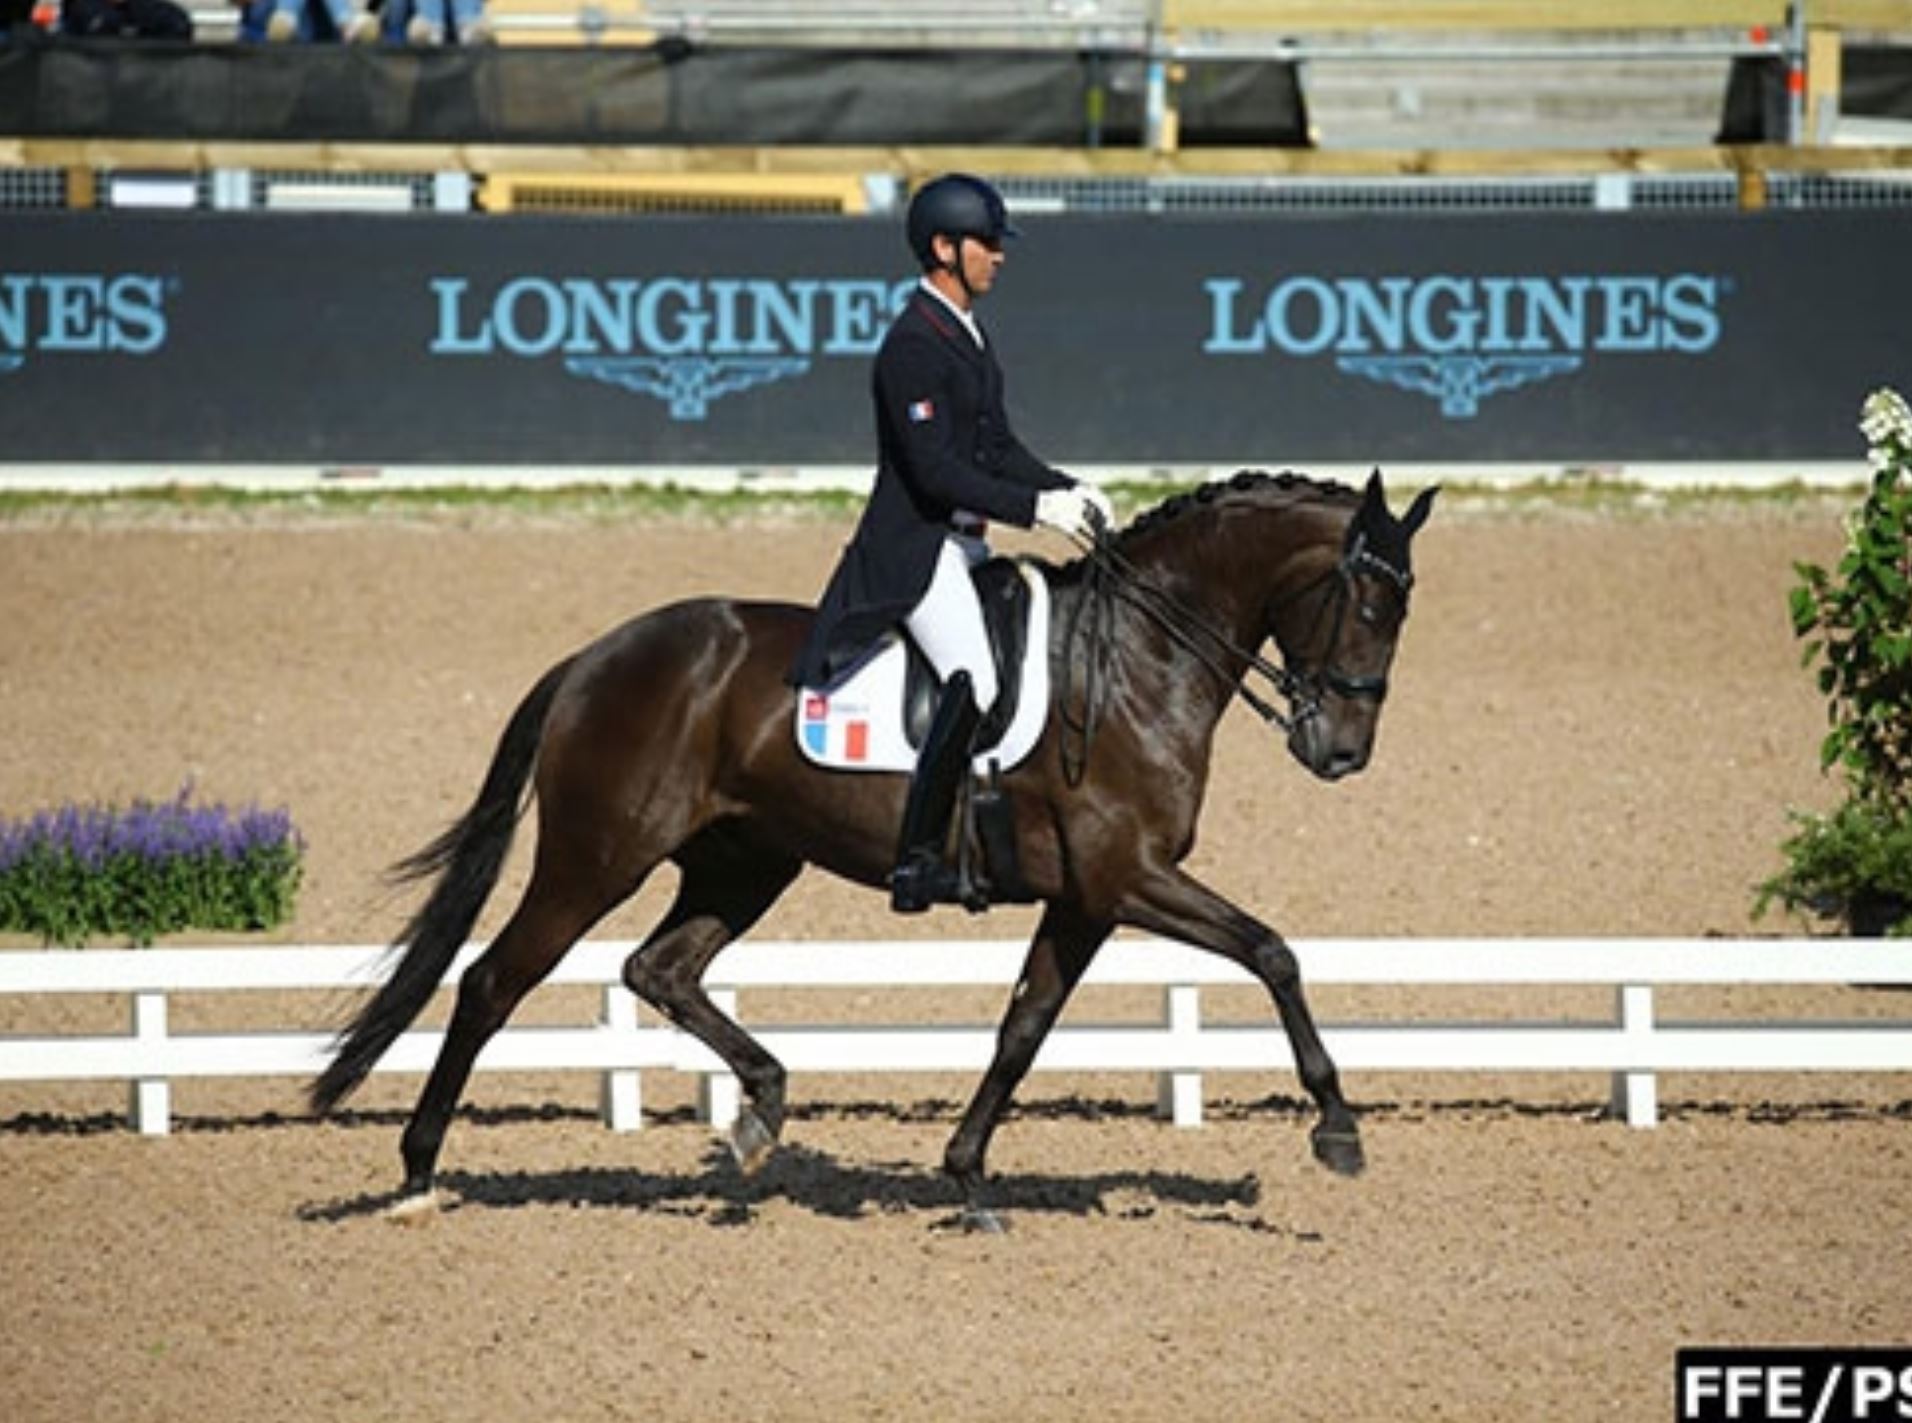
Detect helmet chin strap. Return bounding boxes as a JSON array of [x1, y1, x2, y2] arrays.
[[937, 236, 977, 305]]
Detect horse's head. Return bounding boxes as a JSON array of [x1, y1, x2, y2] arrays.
[[1270, 471, 1436, 781]]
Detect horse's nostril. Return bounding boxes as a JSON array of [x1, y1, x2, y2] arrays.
[[1327, 748, 1368, 780]]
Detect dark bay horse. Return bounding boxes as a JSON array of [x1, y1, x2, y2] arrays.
[[311, 469, 1436, 1225]]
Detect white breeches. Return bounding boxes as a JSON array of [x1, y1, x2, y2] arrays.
[[903, 534, 999, 714]]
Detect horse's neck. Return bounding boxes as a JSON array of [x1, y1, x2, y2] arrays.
[[1129, 500, 1342, 657]]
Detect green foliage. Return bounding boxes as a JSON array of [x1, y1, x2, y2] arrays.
[[1788, 432, 1912, 806], [1756, 800, 1912, 936], [1760, 390, 1912, 934], [0, 790, 304, 947]]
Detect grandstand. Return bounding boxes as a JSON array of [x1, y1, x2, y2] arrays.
[[0, 1, 1905, 260], [132, 1, 1909, 151]]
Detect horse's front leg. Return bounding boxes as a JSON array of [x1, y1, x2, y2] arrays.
[[943, 902, 1110, 1232], [1120, 866, 1363, 1176]]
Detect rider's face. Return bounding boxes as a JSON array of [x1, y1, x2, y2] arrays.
[[933, 233, 1004, 303]]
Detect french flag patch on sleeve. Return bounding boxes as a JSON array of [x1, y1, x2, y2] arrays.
[[907, 399, 936, 424]]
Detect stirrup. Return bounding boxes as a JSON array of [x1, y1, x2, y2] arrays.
[[890, 851, 962, 914], [890, 852, 989, 915]]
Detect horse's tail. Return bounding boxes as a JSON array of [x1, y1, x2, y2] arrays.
[[308, 655, 576, 1116]]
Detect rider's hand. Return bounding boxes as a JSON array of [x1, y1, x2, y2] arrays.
[[1035, 485, 1109, 539], [1074, 479, 1115, 532]]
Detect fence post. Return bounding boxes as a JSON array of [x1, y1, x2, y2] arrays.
[[1155, 983, 1204, 1128], [1610, 983, 1658, 1129], [599, 984, 642, 1133], [130, 990, 171, 1136], [699, 987, 740, 1129]]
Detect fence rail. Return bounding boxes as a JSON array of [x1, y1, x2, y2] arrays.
[[2, 938, 1908, 1137]]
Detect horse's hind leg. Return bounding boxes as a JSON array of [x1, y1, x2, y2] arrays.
[[622, 826, 801, 1174], [943, 902, 1110, 1231], [398, 865, 631, 1202]]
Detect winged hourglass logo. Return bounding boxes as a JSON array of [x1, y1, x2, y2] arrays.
[[1335, 353, 1583, 419], [566, 355, 811, 420]]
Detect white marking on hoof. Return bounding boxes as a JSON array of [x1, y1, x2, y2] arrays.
[[385, 1190, 444, 1225], [960, 1207, 1009, 1236], [728, 1109, 777, 1177]]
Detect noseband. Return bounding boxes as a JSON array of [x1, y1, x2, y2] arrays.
[[1057, 516, 1412, 783]]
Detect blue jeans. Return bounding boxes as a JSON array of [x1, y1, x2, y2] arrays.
[[238, 0, 356, 41], [383, 0, 485, 40]]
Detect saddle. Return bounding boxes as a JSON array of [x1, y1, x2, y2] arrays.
[[900, 557, 1032, 753], [794, 556, 1051, 777], [794, 557, 1052, 910]]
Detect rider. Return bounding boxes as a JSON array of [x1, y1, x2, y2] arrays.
[[789, 172, 1113, 913]]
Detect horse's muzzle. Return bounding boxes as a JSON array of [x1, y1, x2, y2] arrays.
[[1288, 717, 1372, 781]]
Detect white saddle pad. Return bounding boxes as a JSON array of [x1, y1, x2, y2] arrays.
[[795, 561, 1051, 774]]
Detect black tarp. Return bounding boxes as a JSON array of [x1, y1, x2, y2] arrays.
[[0, 38, 1308, 145], [1718, 44, 1912, 141], [1842, 45, 1912, 120]]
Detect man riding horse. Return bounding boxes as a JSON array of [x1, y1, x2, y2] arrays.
[[308, 176, 1438, 1230], [788, 173, 1113, 914]]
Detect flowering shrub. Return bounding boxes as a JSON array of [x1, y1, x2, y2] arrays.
[[1794, 387, 1912, 804], [1758, 389, 1912, 935], [0, 789, 304, 946]]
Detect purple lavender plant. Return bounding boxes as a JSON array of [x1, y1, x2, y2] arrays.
[[0, 787, 304, 946]]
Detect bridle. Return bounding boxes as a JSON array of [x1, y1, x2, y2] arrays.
[[1295, 532, 1416, 707], [1056, 512, 1413, 785]]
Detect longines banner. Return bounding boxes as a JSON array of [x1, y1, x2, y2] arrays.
[[0, 208, 1906, 465]]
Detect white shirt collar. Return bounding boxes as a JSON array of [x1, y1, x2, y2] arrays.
[[918, 277, 985, 349]]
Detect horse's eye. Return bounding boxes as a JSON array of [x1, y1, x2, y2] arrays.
[[1358, 602, 1383, 627]]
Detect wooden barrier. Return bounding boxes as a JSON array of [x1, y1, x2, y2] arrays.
[[3, 938, 1909, 1137], [8, 136, 1912, 179], [1161, 1, 1906, 32]]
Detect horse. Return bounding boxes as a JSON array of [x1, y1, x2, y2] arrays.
[[309, 469, 1437, 1229]]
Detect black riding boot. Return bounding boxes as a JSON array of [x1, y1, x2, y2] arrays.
[[890, 671, 982, 914]]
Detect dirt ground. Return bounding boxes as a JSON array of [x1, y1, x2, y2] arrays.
[[2, 488, 1908, 1423]]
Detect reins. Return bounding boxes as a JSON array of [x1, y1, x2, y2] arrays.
[[1055, 510, 1412, 786]]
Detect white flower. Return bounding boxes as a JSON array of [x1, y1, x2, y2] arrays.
[[1860, 387, 1912, 453]]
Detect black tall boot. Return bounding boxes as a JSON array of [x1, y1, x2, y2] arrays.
[[890, 671, 982, 914]]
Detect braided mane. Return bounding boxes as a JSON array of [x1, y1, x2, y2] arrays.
[[1043, 470, 1355, 584], [1118, 469, 1357, 547]]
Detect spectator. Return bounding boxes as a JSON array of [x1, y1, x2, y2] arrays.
[[60, 0, 192, 38], [381, 0, 489, 45], [234, 0, 377, 42]]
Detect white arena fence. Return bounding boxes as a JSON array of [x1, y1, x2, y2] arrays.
[[2, 938, 1909, 1138]]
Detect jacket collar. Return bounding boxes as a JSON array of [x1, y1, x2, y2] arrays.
[[909, 288, 987, 366]]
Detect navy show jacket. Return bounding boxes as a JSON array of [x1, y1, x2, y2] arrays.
[[789, 288, 1070, 689]]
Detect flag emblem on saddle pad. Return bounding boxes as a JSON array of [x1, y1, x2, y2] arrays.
[[907, 399, 935, 423], [800, 692, 869, 762]]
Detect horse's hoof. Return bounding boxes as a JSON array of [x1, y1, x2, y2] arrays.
[[959, 1206, 1010, 1236], [728, 1107, 778, 1177], [1311, 1127, 1366, 1178], [385, 1189, 444, 1224]]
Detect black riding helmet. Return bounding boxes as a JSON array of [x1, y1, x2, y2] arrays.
[[906, 174, 1019, 271]]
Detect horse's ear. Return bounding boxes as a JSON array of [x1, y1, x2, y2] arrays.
[[1402, 484, 1439, 537]]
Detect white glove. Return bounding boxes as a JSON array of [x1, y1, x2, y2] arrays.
[[1035, 483, 1113, 539], [1076, 480, 1115, 531]]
